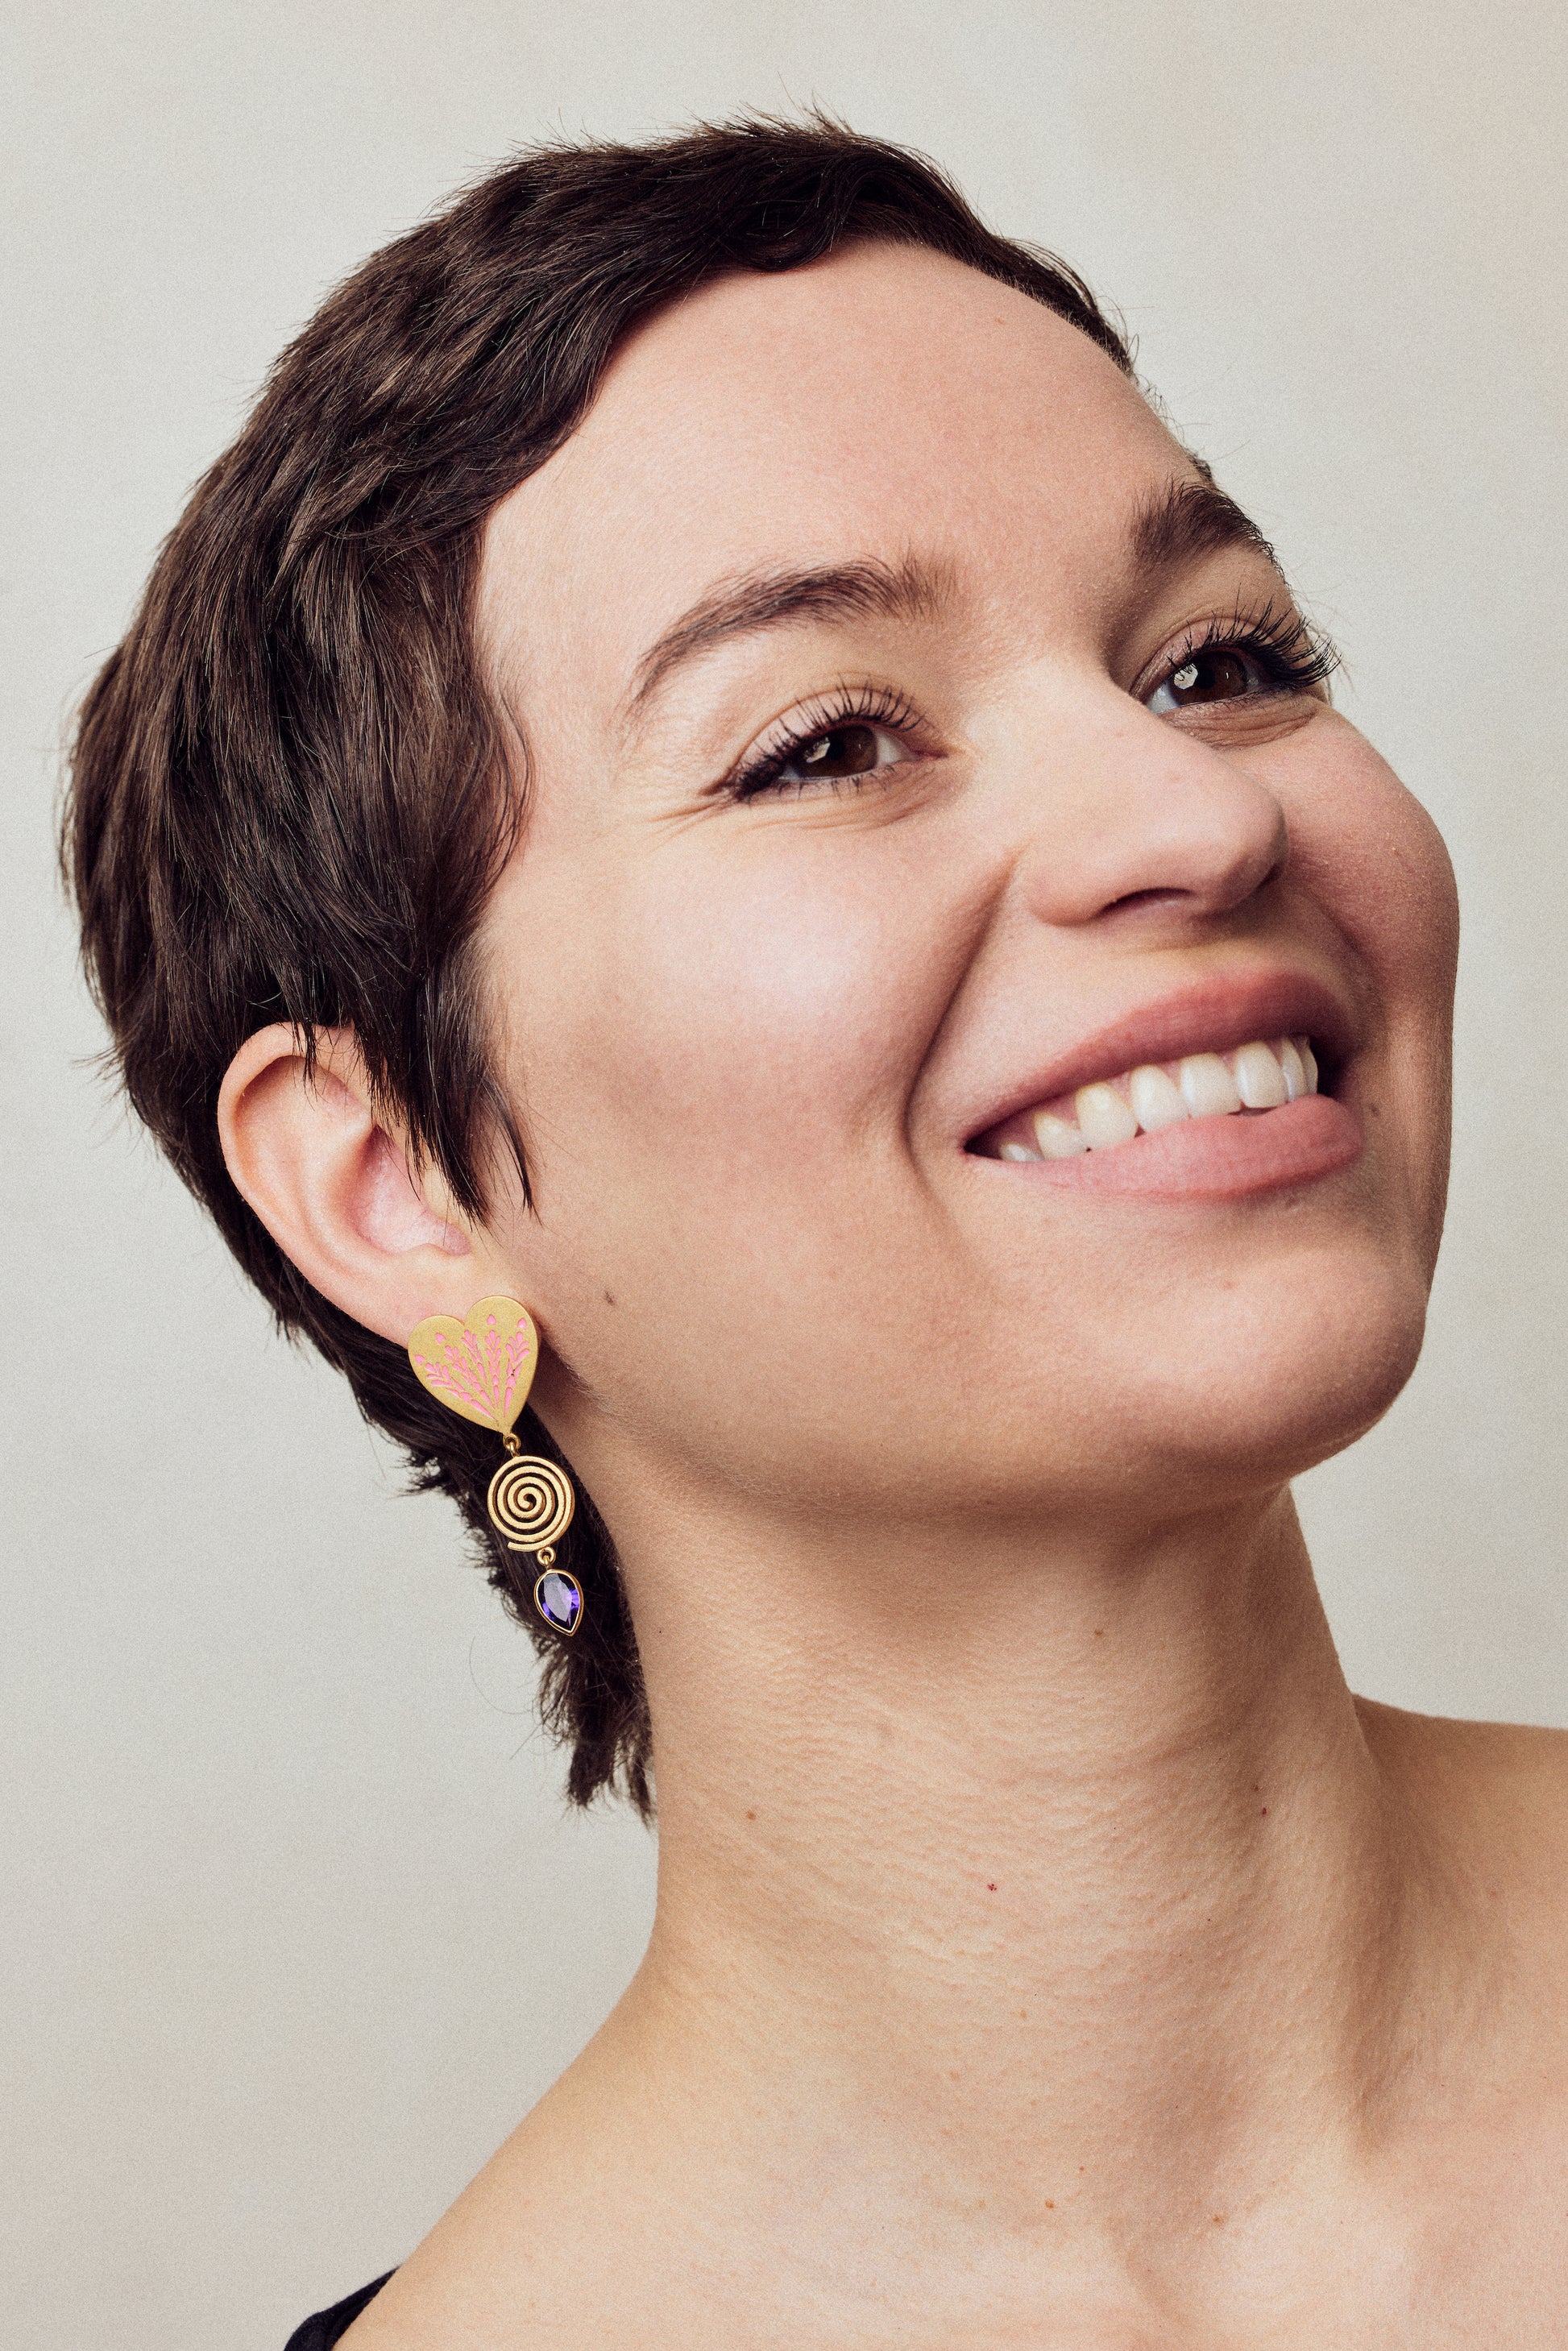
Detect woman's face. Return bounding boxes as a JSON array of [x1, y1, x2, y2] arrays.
[[475, 240, 1457, 1532]]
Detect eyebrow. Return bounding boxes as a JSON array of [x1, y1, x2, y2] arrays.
[[625, 554, 952, 720], [624, 477, 1280, 722], [1130, 475, 1280, 577]]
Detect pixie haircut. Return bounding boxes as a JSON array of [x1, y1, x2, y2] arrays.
[[64, 118, 1133, 1811]]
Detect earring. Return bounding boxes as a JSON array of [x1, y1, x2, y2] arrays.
[[407, 1296, 582, 1636]]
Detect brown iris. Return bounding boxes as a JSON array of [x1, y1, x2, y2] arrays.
[[792, 723, 881, 779], [1167, 649, 1254, 705]]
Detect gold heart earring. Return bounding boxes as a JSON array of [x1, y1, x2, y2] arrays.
[[407, 1297, 582, 1636]]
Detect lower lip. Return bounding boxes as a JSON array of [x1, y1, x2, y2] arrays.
[[986, 1095, 1364, 1200]]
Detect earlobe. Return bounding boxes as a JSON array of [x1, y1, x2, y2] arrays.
[[216, 1025, 497, 1346]]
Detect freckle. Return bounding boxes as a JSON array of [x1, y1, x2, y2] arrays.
[[1093, 1628, 1104, 1638], [1212, 2213, 1225, 2225], [1044, 2200, 1056, 2209], [745, 1809, 756, 1820], [1018, 2009, 1028, 2021], [950, 2068, 961, 2079]]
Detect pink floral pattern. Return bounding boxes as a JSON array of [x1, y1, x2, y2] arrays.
[[408, 1300, 537, 1435]]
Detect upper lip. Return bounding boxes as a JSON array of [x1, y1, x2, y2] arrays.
[[964, 965, 1359, 1144]]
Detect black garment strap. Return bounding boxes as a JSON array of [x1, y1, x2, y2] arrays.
[[284, 2270, 395, 2349]]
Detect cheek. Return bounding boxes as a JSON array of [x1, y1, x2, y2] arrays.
[[621, 845, 935, 1144], [497, 823, 978, 1482], [515, 824, 958, 1224], [1277, 719, 1459, 1256], [1280, 717, 1458, 993]]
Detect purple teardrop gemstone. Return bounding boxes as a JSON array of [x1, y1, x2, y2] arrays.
[[535, 1568, 583, 1634]]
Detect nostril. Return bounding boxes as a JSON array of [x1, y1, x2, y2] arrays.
[[1101, 887, 1195, 917]]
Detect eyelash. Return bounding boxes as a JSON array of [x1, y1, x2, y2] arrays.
[[726, 602, 1340, 801], [728, 683, 924, 801], [1161, 599, 1342, 699]]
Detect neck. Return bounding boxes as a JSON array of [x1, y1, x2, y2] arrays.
[[605, 1478, 1425, 2236]]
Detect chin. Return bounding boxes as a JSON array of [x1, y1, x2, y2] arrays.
[[1118, 1250, 1433, 1499]]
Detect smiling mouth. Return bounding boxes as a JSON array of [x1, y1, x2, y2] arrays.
[[973, 1034, 1328, 1162]]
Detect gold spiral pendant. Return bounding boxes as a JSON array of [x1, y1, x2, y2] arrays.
[[487, 1452, 575, 1558], [486, 1451, 582, 1636]]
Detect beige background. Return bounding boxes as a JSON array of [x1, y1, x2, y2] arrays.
[[4, 3, 1565, 2343]]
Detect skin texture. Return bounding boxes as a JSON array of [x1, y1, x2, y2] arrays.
[[219, 243, 1568, 2344]]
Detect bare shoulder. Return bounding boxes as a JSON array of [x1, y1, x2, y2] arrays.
[[1355, 1694, 1568, 1807], [332, 2031, 660, 2349], [1354, 1698, 1568, 2314], [1356, 1696, 1568, 1954]]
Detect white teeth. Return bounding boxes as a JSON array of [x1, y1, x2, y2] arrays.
[[1033, 1110, 1088, 1159], [1000, 1035, 1322, 1163], [1128, 1064, 1188, 1133], [1179, 1052, 1242, 1118], [1074, 1082, 1140, 1151], [1232, 1040, 1288, 1109]]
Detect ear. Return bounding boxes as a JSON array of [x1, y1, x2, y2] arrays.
[[217, 1025, 514, 1346]]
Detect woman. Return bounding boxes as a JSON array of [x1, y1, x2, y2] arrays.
[[64, 120, 1568, 2345]]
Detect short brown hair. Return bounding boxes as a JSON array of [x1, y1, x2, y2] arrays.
[[63, 118, 1132, 1811]]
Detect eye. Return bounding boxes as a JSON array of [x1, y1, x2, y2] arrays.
[[1140, 607, 1339, 716], [729, 687, 926, 800], [1145, 644, 1267, 713]]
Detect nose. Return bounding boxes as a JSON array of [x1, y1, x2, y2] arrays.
[[1013, 690, 1290, 929]]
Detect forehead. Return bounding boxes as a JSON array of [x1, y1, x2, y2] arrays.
[[479, 240, 1184, 697]]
